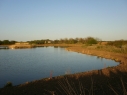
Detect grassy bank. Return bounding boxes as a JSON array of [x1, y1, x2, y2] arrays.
[[0, 45, 127, 95], [35, 44, 82, 47], [82, 44, 127, 54]]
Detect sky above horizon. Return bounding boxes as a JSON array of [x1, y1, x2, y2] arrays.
[[0, 0, 127, 41]]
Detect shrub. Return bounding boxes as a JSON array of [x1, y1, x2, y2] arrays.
[[85, 37, 98, 45], [4, 81, 13, 88]]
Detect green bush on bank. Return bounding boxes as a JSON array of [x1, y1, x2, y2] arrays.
[[85, 37, 98, 45]]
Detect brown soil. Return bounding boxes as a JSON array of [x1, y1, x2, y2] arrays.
[[0, 46, 127, 95]]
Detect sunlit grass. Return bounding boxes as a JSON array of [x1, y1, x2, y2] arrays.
[[82, 44, 127, 54]]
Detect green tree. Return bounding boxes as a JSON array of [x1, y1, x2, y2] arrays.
[[3, 40, 10, 45], [85, 37, 98, 45], [53, 40, 59, 44], [10, 40, 16, 44], [0, 40, 2, 45]]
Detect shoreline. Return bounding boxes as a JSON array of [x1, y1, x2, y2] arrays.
[[0, 45, 127, 95], [66, 46, 127, 76]]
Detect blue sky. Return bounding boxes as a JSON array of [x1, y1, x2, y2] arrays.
[[0, 0, 127, 41]]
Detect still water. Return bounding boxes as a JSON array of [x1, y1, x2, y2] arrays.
[[0, 47, 119, 88]]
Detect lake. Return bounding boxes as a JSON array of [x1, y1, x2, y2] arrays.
[[0, 47, 119, 88]]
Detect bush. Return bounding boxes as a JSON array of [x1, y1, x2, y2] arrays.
[[4, 82, 13, 88], [85, 37, 98, 45]]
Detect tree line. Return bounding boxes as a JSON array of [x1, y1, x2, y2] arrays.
[[0, 40, 16, 45], [28, 37, 99, 45], [1, 38, 126, 47]]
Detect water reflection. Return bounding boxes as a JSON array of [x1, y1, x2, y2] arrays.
[[96, 56, 103, 61], [54, 46, 58, 48]]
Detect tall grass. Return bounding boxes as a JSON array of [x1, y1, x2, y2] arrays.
[[52, 77, 95, 95], [109, 78, 127, 95], [57, 77, 89, 95], [47, 77, 127, 95]]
